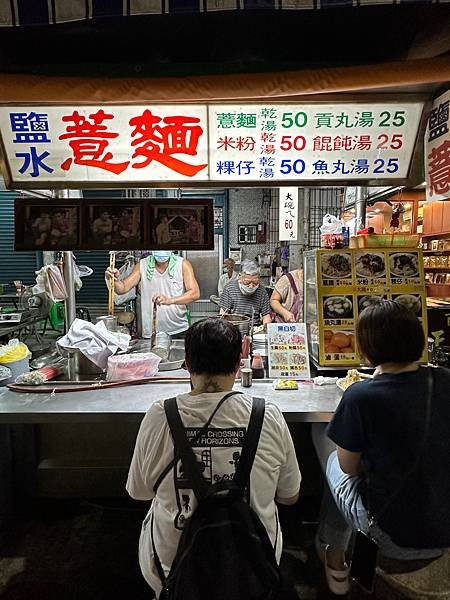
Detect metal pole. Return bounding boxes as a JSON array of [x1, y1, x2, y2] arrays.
[[53, 190, 77, 330], [63, 250, 76, 329], [302, 188, 310, 249], [355, 187, 367, 233]]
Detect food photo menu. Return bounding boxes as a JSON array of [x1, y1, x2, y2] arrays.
[[316, 248, 427, 366]]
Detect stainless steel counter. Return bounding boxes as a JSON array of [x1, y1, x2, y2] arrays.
[[0, 380, 342, 424]]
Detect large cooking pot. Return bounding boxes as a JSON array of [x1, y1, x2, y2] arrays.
[[212, 314, 251, 335]]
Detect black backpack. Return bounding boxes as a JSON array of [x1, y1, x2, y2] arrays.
[[153, 394, 281, 600]]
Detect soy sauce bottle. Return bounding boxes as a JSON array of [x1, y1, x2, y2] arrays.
[[251, 352, 265, 379]]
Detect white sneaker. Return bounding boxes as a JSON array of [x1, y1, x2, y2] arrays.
[[324, 544, 350, 596]]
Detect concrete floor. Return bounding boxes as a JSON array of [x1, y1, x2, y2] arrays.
[[1, 498, 438, 600]]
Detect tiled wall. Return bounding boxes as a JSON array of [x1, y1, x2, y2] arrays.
[[228, 188, 275, 263]]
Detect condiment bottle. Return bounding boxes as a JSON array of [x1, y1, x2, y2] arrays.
[[251, 353, 265, 379], [241, 335, 250, 359]]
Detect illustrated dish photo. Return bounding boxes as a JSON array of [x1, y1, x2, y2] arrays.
[[357, 295, 384, 313], [393, 294, 422, 314], [323, 296, 353, 319], [389, 253, 420, 278], [355, 252, 386, 278], [321, 253, 352, 279]]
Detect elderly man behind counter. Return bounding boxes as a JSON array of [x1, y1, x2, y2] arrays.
[[219, 260, 272, 326]]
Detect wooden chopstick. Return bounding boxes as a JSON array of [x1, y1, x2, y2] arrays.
[[108, 252, 115, 316]]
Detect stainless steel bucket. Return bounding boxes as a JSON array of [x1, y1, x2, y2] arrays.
[[96, 315, 118, 332]]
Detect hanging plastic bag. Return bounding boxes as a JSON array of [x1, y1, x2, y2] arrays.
[[319, 213, 344, 235], [320, 213, 345, 249], [72, 256, 83, 291], [33, 264, 68, 302]]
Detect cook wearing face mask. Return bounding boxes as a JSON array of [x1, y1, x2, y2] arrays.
[[219, 260, 272, 327], [105, 250, 200, 339]]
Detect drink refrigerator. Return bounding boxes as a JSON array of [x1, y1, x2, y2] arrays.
[[303, 248, 428, 368]]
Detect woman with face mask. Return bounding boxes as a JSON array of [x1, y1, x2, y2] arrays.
[[219, 260, 272, 327], [106, 251, 200, 339]]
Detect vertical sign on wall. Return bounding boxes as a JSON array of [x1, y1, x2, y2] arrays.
[[426, 90, 450, 202], [279, 187, 298, 241]]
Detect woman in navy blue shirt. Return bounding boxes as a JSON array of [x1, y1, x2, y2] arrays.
[[313, 301, 450, 595]]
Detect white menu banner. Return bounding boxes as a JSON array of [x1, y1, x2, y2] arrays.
[[279, 187, 298, 241], [208, 103, 422, 182], [0, 102, 423, 185], [425, 90, 450, 202]]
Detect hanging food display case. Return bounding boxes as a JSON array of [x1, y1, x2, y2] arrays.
[[304, 248, 428, 368]]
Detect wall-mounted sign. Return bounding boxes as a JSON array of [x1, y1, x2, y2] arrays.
[[279, 187, 298, 241], [425, 90, 450, 202], [0, 103, 423, 187]]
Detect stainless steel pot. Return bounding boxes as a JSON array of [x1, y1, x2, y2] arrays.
[[129, 339, 153, 354], [158, 346, 185, 371], [96, 315, 118, 332], [67, 348, 103, 379], [212, 314, 251, 335]]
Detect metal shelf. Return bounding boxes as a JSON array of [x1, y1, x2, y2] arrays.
[[423, 250, 450, 255], [424, 267, 450, 272]]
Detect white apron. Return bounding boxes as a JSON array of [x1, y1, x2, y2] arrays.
[[139, 256, 188, 338]]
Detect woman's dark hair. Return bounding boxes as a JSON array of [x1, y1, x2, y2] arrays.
[[356, 300, 425, 366], [185, 318, 242, 375]]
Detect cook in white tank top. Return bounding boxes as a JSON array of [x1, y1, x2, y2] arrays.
[[139, 254, 189, 338]]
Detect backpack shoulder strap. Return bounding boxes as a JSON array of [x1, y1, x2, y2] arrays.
[[164, 397, 209, 501], [286, 271, 299, 296], [233, 397, 265, 493]]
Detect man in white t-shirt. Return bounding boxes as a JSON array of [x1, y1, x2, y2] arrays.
[[218, 258, 238, 296], [126, 318, 301, 596]]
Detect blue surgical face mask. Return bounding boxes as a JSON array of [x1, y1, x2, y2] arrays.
[[153, 251, 172, 264]]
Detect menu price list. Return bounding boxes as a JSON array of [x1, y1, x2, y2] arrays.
[[316, 248, 427, 366], [267, 323, 311, 380]]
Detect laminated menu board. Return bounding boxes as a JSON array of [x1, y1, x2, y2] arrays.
[[315, 248, 427, 366], [267, 323, 311, 380]]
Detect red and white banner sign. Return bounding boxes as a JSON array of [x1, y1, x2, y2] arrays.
[[0, 102, 423, 186], [426, 90, 450, 202]]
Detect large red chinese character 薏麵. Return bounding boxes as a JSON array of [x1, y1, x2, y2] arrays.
[[129, 110, 207, 177], [59, 109, 129, 175], [428, 140, 450, 197]]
